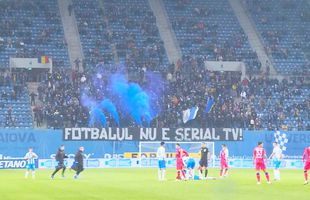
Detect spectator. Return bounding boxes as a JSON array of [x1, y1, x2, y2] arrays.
[[30, 92, 37, 106]]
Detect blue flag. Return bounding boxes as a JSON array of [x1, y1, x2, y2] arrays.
[[205, 97, 214, 113]]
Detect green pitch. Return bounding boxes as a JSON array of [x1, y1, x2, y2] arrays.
[[0, 168, 308, 200]]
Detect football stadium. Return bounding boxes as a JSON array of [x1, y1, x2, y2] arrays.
[[0, 0, 310, 199]]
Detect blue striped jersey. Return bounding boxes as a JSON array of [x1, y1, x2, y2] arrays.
[[24, 152, 38, 164]]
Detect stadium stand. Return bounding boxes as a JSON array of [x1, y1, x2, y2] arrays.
[[0, 0, 70, 68], [0, 70, 33, 128], [103, 0, 169, 72], [73, 0, 114, 69], [240, 76, 310, 131], [34, 63, 310, 131], [163, 0, 262, 74], [73, 0, 169, 74], [157, 54, 310, 131], [245, 0, 310, 75], [0, 0, 309, 131], [35, 0, 170, 128]]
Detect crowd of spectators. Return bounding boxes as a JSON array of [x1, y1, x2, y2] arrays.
[[1, 0, 309, 130], [28, 0, 309, 130], [243, 77, 310, 131], [34, 58, 310, 131], [34, 69, 86, 128]]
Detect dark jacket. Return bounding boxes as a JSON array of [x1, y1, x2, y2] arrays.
[[75, 150, 84, 166], [55, 149, 68, 164]]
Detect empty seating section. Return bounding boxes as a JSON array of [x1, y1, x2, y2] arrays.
[[0, 0, 69, 68], [163, 0, 261, 73], [245, 0, 310, 74]]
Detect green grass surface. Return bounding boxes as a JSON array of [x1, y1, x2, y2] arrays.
[[0, 168, 308, 200]]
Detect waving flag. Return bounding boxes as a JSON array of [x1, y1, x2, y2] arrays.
[[274, 130, 289, 151], [205, 96, 215, 113], [183, 106, 199, 124]]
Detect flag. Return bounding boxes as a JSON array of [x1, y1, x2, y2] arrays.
[[274, 130, 289, 151], [205, 97, 215, 113], [38, 56, 49, 64], [182, 106, 199, 124]]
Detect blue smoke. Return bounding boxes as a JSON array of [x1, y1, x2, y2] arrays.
[[90, 107, 107, 127], [80, 63, 165, 127], [109, 73, 153, 126], [98, 99, 120, 126], [81, 94, 119, 127]]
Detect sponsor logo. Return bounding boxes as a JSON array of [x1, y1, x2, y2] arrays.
[[103, 154, 124, 159], [86, 159, 100, 168], [123, 152, 201, 158], [50, 153, 93, 159], [0, 159, 37, 169]]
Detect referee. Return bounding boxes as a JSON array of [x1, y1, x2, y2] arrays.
[[51, 145, 68, 179], [199, 143, 210, 179]]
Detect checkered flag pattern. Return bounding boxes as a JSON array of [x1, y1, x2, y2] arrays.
[[274, 131, 289, 151]]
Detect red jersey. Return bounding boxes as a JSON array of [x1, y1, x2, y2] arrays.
[[220, 149, 228, 163], [253, 147, 266, 163], [176, 148, 188, 160], [303, 147, 310, 162]]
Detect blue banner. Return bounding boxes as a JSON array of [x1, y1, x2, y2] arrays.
[[0, 129, 138, 159], [0, 129, 309, 159]]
